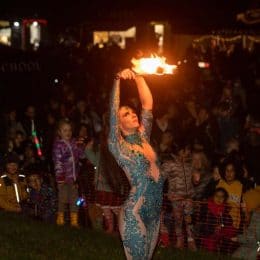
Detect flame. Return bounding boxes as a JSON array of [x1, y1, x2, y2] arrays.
[[131, 54, 177, 75]]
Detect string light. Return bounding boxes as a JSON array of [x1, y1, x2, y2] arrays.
[[193, 35, 260, 44], [13, 21, 20, 28]]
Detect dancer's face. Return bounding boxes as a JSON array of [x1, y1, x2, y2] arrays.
[[118, 106, 139, 134]]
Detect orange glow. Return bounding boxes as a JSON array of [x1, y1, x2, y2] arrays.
[[131, 55, 177, 75]]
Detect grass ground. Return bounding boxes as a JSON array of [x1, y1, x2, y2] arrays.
[[0, 212, 237, 260]]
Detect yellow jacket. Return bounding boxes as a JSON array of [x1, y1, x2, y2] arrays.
[[0, 174, 28, 212], [243, 185, 260, 212], [217, 179, 243, 229]]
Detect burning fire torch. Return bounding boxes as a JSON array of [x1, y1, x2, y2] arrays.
[[131, 54, 177, 75]]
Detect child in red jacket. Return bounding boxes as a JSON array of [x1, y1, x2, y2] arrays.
[[200, 187, 236, 253]]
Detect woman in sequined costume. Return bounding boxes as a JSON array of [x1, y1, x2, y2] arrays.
[[108, 69, 164, 260]]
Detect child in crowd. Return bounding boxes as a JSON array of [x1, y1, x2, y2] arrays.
[[21, 144, 43, 172], [200, 188, 236, 253], [11, 131, 26, 161], [52, 119, 85, 227], [217, 159, 243, 231], [157, 131, 174, 161], [85, 117, 128, 233], [0, 153, 28, 212], [26, 172, 57, 222], [202, 164, 222, 199], [161, 139, 197, 250], [191, 150, 211, 201], [157, 131, 174, 248]]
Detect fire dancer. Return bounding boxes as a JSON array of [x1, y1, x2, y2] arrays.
[[108, 68, 164, 259]]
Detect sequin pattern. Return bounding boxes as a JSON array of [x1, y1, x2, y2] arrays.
[[108, 81, 164, 260]]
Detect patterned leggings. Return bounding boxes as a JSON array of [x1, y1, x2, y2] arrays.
[[171, 199, 194, 240], [160, 199, 194, 239]]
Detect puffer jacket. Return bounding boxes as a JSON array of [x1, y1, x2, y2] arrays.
[[52, 138, 84, 184], [161, 154, 194, 199]]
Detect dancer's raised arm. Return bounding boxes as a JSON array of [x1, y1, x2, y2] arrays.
[[108, 77, 122, 160], [108, 69, 136, 157], [109, 79, 121, 142], [135, 75, 153, 111]]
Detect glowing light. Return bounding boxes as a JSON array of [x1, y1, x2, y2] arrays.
[[32, 129, 43, 157], [14, 183, 20, 203], [2, 36, 7, 42], [76, 197, 86, 207], [131, 54, 177, 75], [0, 35, 8, 44], [32, 21, 38, 27], [13, 21, 20, 27], [198, 62, 210, 68]]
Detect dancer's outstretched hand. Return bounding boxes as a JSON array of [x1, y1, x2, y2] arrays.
[[115, 69, 136, 80]]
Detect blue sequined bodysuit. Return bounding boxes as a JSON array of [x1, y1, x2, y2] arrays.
[[108, 82, 164, 260]]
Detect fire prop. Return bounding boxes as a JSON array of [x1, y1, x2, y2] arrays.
[[131, 55, 177, 75]]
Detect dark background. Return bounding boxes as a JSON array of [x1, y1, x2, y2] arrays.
[[0, 0, 257, 31], [0, 0, 259, 108]]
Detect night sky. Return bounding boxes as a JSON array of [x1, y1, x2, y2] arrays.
[[0, 0, 253, 30]]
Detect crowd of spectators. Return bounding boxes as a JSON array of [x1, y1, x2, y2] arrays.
[[0, 37, 259, 258]]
